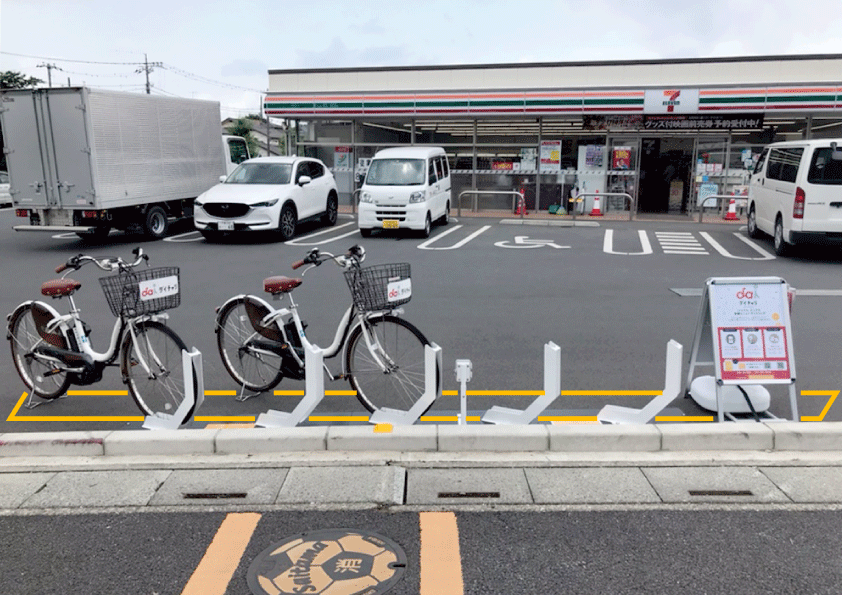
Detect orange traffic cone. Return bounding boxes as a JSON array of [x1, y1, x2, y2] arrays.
[[589, 190, 603, 217], [515, 189, 528, 215], [724, 197, 738, 221]]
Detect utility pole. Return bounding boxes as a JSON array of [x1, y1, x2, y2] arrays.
[[37, 63, 61, 87], [135, 54, 162, 94]]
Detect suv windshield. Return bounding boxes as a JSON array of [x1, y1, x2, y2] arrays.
[[226, 163, 292, 184], [808, 148, 842, 185], [365, 159, 425, 186]]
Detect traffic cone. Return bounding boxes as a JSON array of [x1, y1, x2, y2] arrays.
[[589, 190, 603, 217], [724, 197, 738, 221], [515, 188, 528, 215]]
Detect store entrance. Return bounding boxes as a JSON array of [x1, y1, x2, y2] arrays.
[[639, 138, 694, 213]]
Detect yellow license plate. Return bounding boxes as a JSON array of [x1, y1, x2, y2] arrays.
[[382, 220, 399, 229]]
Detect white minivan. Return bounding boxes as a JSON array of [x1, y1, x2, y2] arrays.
[[357, 146, 452, 237], [748, 139, 842, 255]]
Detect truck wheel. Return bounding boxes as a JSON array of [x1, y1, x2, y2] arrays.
[[144, 206, 169, 239]]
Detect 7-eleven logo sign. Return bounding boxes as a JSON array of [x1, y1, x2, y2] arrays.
[[663, 90, 681, 112]]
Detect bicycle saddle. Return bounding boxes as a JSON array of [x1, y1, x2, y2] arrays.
[[41, 278, 82, 298], [263, 276, 302, 295]]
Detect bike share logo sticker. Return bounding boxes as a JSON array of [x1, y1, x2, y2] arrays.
[[247, 528, 407, 595], [139, 276, 179, 301], [386, 277, 411, 302]]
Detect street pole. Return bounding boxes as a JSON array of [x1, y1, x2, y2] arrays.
[[135, 54, 162, 94], [37, 63, 59, 87]]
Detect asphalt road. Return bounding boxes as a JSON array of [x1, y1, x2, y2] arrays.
[[1, 508, 841, 594], [2, 207, 841, 431]]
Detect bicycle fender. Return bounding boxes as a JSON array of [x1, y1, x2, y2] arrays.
[[8, 300, 69, 349]]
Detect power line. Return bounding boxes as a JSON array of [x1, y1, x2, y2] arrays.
[[2, 50, 144, 65]]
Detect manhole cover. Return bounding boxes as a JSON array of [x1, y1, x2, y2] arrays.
[[247, 528, 407, 595]]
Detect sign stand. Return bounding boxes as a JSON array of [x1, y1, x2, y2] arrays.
[[685, 277, 798, 422], [143, 348, 204, 430], [481, 342, 561, 424]]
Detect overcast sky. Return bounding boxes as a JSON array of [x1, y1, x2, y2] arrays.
[[2, 0, 841, 119]]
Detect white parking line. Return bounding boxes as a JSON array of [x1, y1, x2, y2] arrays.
[[165, 231, 204, 243], [699, 231, 775, 260], [603, 229, 653, 255], [285, 222, 360, 246], [417, 225, 491, 250]]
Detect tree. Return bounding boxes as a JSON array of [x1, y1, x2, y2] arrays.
[[0, 71, 43, 89], [225, 118, 260, 158]]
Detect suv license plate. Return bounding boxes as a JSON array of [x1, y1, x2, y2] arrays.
[[382, 220, 399, 229], [218, 221, 234, 231]]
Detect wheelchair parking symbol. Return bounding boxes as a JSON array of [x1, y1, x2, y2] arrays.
[[494, 235, 570, 249]]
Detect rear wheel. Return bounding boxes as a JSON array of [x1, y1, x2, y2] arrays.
[[345, 315, 437, 414], [438, 201, 450, 225], [774, 216, 789, 256], [216, 298, 284, 392], [122, 321, 196, 420], [8, 305, 70, 400], [747, 206, 761, 238], [144, 206, 169, 239]]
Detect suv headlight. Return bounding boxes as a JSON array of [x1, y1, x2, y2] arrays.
[[409, 190, 426, 203], [251, 199, 279, 208], [359, 191, 373, 203]]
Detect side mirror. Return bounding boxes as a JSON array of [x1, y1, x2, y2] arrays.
[[219, 175, 227, 183], [298, 175, 312, 186]]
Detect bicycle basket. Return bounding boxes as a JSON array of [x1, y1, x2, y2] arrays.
[[344, 263, 411, 312], [99, 266, 180, 317]]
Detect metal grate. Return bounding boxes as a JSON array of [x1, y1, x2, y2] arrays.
[[688, 490, 753, 497], [438, 492, 500, 499]]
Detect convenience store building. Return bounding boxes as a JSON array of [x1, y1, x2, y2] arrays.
[[264, 54, 842, 215]]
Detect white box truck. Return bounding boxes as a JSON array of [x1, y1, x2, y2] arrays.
[[0, 87, 248, 239]]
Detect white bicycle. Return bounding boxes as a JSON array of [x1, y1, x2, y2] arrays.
[[7, 248, 197, 417], [214, 245, 439, 414]]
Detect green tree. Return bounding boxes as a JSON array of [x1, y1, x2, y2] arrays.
[[0, 71, 43, 89], [225, 118, 260, 157]]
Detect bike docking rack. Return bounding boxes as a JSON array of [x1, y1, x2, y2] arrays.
[[256, 342, 325, 429], [369, 343, 442, 426], [457, 190, 527, 218], [142, 348, 205, 430]]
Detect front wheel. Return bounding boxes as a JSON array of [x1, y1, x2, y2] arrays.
[[121, 321, 196, 419], [216, 298, 284, 392], [278, 204, 297, 241], [345, 315, 437, 414], [8, 305, 71, 400]]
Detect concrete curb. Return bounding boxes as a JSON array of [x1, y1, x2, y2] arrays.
[[2, 422, 842, 457], [499, 218, 601, 227]]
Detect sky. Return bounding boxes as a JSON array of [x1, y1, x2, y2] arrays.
[[2, 0, 841, 120]]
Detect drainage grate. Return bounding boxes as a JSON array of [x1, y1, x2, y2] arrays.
[[183, 492, 248, 500], [688, 490, 753, 497], [438, 491, 500, 499]]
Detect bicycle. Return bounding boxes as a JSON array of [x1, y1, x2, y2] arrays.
[[214, 245, 439, 414], [7, 248, 197, 419]]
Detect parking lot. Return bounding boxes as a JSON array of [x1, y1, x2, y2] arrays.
[[2, 206, 841, 432]]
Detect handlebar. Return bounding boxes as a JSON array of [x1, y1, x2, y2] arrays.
[[57, 248, 149, 275], [291, 245, 366, 273]]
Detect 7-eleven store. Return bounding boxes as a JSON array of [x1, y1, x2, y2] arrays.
[[264, 54, 842, 216]]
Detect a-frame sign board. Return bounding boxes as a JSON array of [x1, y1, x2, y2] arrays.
[[685, 277, 798, 422]]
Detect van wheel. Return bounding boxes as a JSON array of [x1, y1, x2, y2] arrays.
[[747, 206, 761, 238], [420, 213, 432, 238], [144, 206, 169, 239], [438, 201, 450, 225], [774, 216, 789, 256]]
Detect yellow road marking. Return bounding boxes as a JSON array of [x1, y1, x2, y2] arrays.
[[419, 416, 482, 422], [195, 416, 256, 423], [66, 390, 128, 396], [544, 416, 599, 423], [420, 511, 464, 595], [655, 416, 715, 422], [326, 389, 357, 396], [274, 390, 305, 396], [308, 415, 370, 422], [181, 512, 261, 595], [801, 390, 840, 421], [204, 423, 256, 429], [374, 423, 393, 433], [204, 390, 238, 396]]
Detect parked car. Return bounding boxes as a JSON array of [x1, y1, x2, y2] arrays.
[[0, 171, 10, 207], [748, 138, 842, 255], [194, 156, 339, 241], [357, 146, 452, 238]]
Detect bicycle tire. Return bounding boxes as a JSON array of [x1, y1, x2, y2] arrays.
[[216, 298, 284, 392], [7, 304, 71, 400], [121, 321, 196, 420], [345, 315, 438, 414]]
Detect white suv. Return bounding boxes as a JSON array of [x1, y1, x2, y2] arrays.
[[748, 139, 842, 255], [194, 156, 339, 241]]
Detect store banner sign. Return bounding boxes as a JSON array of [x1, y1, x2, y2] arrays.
[[645, 113, 765, 130], [334, 146, 351, 169], [644, 89, 700, 114], [540, 141, 561, 172]]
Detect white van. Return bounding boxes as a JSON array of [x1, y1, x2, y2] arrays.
[[357, 147, 452, 237], [748, 138, 842, 255]]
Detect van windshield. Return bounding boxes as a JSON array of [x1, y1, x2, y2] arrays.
[[365, 159, 425, 186], [808, 148, 842, 185]]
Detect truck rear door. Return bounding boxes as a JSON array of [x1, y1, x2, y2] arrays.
[[1, 90, 51, 207], [38, 88, 96, 209]]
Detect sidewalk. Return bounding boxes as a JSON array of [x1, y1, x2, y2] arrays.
[[1, 422, 842, 510]]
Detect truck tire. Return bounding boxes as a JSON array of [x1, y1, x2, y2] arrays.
[[144, 206, 169, 239]]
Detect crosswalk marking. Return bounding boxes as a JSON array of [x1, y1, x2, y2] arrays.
[[420, 512, 464, 595], [655, 231, 709, 255]]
